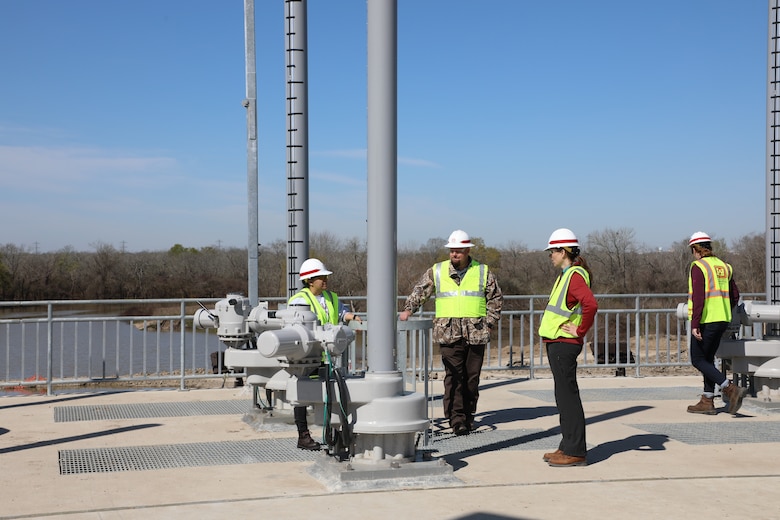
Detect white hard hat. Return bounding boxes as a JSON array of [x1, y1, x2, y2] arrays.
[[689, 231, 712, 247], [445, 229, 475, 248], [545, 228, 580, 250], [299, 258, 333, 281]]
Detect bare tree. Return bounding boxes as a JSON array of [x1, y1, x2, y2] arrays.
[[0, 228, 769, 302], [586, 228, 638, 293], [730, 233, 764, 294]]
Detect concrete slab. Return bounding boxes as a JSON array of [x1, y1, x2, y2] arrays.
[[1, 375, 778, 520]]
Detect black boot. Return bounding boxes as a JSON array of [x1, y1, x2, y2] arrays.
[[297, 430, 321, 450]]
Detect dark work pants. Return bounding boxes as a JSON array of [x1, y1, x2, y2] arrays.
[[689, 321, 729, 394], [546, 341, 587, 457], [294, 405, 308, 434], [441, 340, 485, 429]]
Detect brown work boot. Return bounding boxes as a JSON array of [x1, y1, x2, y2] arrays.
[[687, 395, 716, 415], [721, 383, 748, 415], [542, 449, 563, 462], [296, 431, 321, 451], [452, 423, 469, 436], [547, 452, 587, 467]]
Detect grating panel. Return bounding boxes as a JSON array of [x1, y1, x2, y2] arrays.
[[59, 419, 776, 475], [57, 428, 557, 475], [59, 438, 320, 474], [427, 428, 557, 456], [629, 421, 780, 445], [511, 386, 702, 403], [54, 400, 251, 422]]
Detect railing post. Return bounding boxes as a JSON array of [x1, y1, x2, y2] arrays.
[[635, 295, 642, 377], [529, 298, 536, 379], [179, 300, 187, 391], [47, 302, 53, 396]]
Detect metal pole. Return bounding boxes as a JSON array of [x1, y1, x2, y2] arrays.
[[245, 0, 259, 306], [285, 0, 310, 297], [366, 0, 398, 373], [768, 0, 779, 307]]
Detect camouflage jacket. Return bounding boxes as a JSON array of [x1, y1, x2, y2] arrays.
[[402, 258, 503, 346]]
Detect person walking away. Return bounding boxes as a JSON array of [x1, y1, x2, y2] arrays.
[[287, 258, 362, 450], [686, 231, 747, 416], [539, 228, 598, 467], [399, 229, 503, 436]]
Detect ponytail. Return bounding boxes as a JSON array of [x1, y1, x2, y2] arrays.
[[566, 249, 593, 287]]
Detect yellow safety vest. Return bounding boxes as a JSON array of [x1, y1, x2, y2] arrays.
[[687, 257, 732, 324], [433, 260, 488, 318], [538, 266, 590, 340], [288, 288, 340, 325]]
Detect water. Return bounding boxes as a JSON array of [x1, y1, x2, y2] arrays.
[[1, 319, 224, 382]]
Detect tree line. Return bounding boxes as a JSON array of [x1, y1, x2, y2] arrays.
[[0, 229, 765, 308]]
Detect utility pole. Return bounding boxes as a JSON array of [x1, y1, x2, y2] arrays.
[[244, 0, 259, 305]]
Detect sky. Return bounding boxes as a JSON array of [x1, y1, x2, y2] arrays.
[[0, 0, 769, 253]]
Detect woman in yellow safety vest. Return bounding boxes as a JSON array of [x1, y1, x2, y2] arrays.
[[685, 231, 746, 416], [538, 228, 598, 467], [287, 258, 362, 450]]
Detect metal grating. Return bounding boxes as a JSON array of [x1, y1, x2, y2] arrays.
[[629, 421, 780, 445], [428, 427, 557, 456], [59, 438, 320, 474], [54, 400, 251, 422], [511, 386, 702, 403], [58, 428, 555, 475]]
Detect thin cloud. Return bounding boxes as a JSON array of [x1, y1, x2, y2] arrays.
[[0, 145, 178, 190], [314, 148, 442, 169], [316, 149, 366, 159], [398, 156, 441, 168], [311, 170, 364, 187]]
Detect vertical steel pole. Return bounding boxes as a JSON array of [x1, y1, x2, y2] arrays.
[[285, 0, 310, 297], [767, 0, 780, 340], [366, 0, 398, 373], [245, 0, 259, 306]]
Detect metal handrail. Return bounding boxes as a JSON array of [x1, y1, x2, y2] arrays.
[[0, 293, 764, 394]]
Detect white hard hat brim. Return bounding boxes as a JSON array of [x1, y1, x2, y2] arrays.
[[446, 242, 475, 248]]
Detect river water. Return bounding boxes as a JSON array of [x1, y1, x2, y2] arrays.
[[1, 318, 225, 382]]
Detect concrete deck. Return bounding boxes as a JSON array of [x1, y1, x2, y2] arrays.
[[1, 375, 778, 520]]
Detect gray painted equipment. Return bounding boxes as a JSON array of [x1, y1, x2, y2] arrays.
[[194, 294, 429, 466], [677, 301, 780, 401]]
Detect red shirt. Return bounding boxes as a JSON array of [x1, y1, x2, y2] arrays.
[[544, 269, 598, 345]]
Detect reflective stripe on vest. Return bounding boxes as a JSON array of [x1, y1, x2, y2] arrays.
[[433, 260, 488, 318], [687, 257, 732, 323], [288, 288, 340, 325], [538, 266, 590, 340]]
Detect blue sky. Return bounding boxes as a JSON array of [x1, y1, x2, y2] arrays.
[[0, 0, 768, 253]]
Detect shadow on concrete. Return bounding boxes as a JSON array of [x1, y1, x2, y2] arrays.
[[0, 423, 161, 454], [479, 405, 559, 425], [426, 377, 530, 404], [0, 391, 127, 410], [441, 405, 652, 471], [429, 405, 559, 434], [586, 433, 669, 464], [454, 514, 530, 520]]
